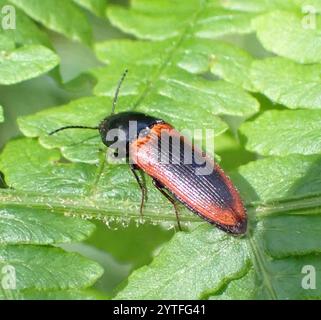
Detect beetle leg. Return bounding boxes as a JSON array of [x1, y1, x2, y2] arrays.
[[130, 165, 147, 218], [152, 179, 182, 231]]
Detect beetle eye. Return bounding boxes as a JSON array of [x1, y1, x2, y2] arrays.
[[138, 127, 150, 139]]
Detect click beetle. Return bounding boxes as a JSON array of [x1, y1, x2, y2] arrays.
[[50, 70, 247, 234]]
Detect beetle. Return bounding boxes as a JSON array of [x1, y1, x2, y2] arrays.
[[50, 70, 247, 235]]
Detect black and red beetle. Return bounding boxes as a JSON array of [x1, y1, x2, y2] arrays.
[[50, 70, 247, 234]]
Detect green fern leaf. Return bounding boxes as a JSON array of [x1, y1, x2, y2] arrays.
[[253, 10, 321, 63], [9, 0, 93, 44], [72, 0, 107, 17], [0, 45, 59, 85], [251, 57, 321, 109], [240, 110, 321, 156], [107, 0, 255, 40], [0, 0, 51, 48]]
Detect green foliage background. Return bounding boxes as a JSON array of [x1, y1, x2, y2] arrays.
[[0, 0, 321, 300]]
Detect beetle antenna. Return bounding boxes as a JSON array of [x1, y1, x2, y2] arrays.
[[49, 70, 128, 136], [49, 125, 99, 136], [111, 69, 128, 115]]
